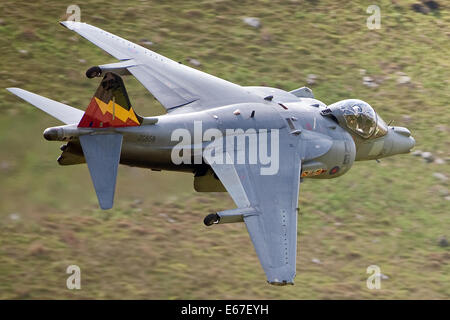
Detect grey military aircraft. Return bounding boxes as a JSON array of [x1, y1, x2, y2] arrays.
[[7, 21, 415, 285]]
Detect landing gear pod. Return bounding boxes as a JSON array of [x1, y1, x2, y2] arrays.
[[204, 213, 220, 226], [203, 207, 258, 226], [85, 60, 135, 79], [86, 66, 102, 78]]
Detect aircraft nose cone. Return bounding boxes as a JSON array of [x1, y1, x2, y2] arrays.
[[386, 127, 415, 156]]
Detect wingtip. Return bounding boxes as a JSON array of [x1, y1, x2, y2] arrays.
[[265, 267, 296, 286], [99, 199, 114, 210], [6, 87, 21, 94], [59, 21, 69, 29], [267, 280, 294, 286], [59, 21, 83, 30]]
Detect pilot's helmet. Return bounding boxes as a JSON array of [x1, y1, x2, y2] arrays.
[[322, 99, 380, 139]]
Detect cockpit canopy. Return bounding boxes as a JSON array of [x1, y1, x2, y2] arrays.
[[323, 99, 387, 139], [342, 101, 377, 138]]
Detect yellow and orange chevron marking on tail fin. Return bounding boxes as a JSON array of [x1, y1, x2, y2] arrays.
[[78, 72, 142, 128]]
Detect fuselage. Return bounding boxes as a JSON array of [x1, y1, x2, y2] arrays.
[[46, 86, 414, 181], [114, 95, 356, 180]]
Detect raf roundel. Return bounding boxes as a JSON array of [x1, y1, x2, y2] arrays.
[[329, 166, 340, 175]]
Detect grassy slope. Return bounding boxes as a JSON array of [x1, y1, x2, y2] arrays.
[[0, 0, 448, 299]]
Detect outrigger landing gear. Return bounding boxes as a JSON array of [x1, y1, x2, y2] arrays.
[[203, 213, 220, 226]]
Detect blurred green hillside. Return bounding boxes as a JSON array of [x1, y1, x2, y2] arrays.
[[0, 0, 448, 299]]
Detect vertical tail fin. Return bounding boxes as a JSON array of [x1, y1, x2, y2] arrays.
[[78, 72, 142, 128], [79, 134, 123, 210], [78, 72, 139, 209]]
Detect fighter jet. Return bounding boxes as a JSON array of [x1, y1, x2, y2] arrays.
[[7, 21, 415, 285]]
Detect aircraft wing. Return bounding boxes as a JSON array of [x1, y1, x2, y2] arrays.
[[60, 21, 262, 112], [204, 130, 302, 285]]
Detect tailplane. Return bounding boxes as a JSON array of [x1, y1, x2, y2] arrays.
[[6, 88, 84, 124], [7, 73, 140, 210]]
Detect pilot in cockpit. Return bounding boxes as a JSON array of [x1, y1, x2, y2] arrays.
[[339, 100, 387, 139]]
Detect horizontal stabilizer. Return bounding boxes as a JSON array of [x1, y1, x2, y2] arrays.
[[6, 88, 84, 124], [79, 134, 123, 210]]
